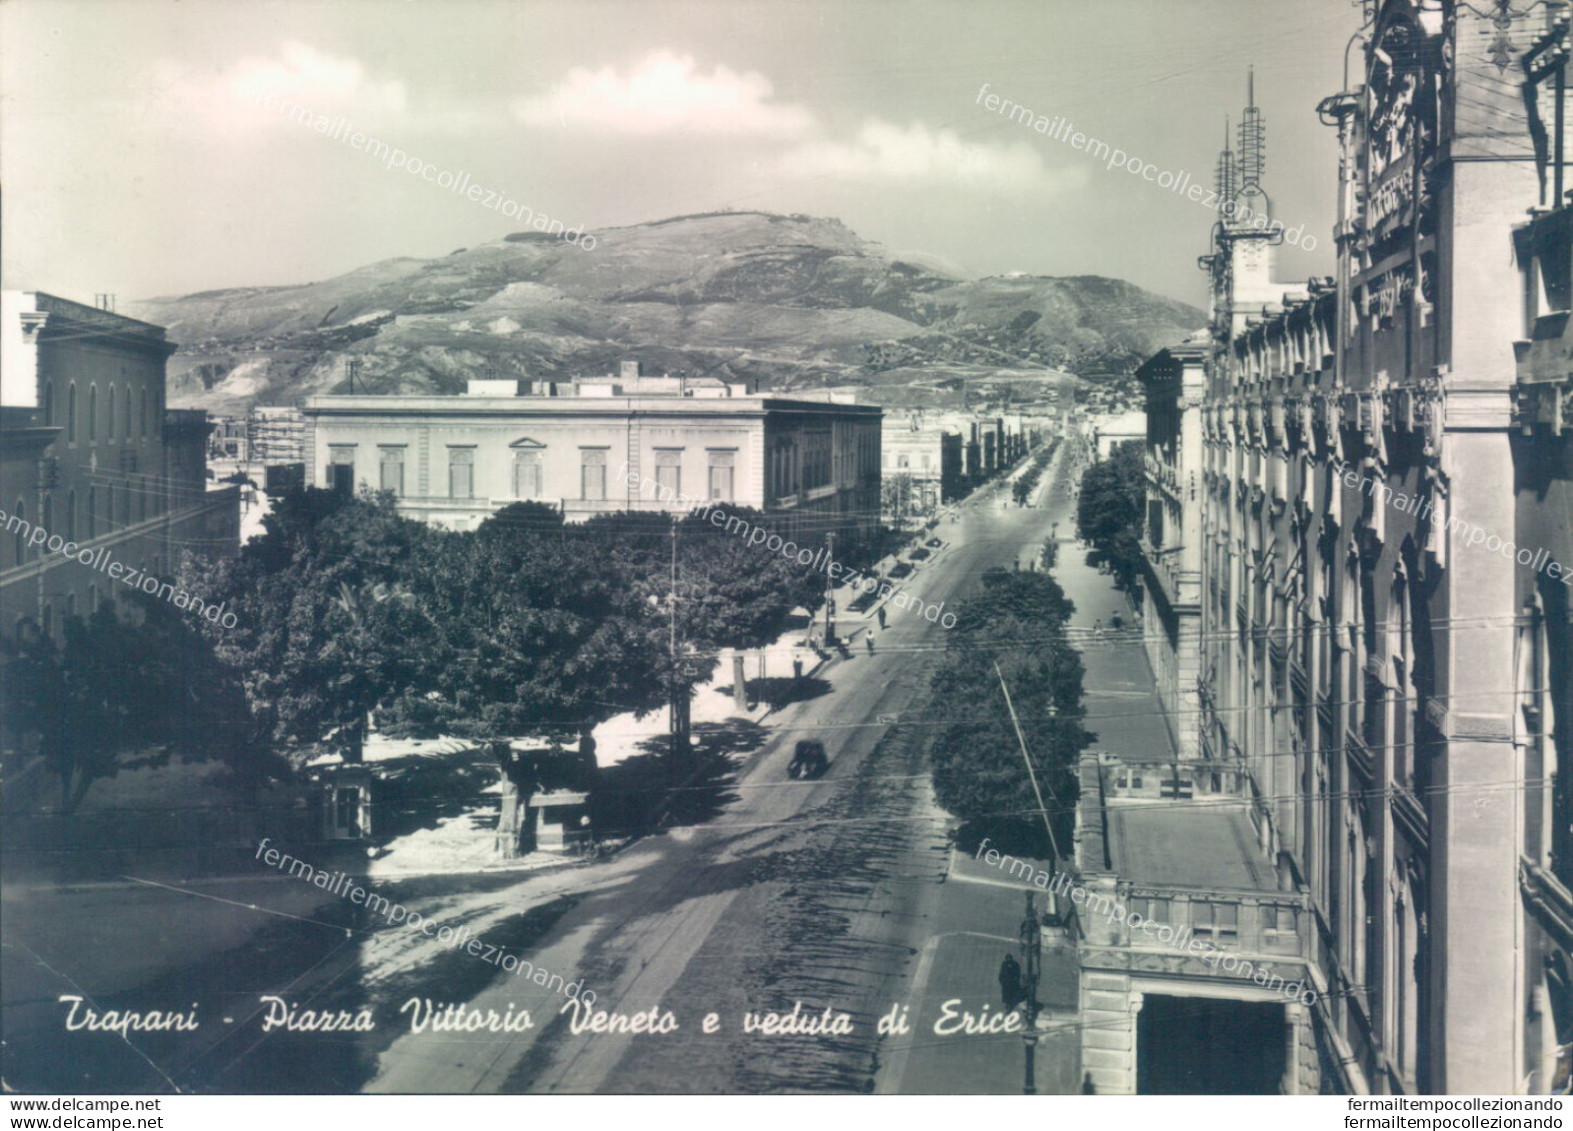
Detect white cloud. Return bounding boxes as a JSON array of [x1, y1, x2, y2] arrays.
[[223, 42, 407, 113], [512, 51, 813, 136], [151, 43, 407, 132], [783, 118, 1081, 196]]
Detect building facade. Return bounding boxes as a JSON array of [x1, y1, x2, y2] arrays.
[[1511, 162, 1573, 1094], [0, 292, 238, 644], [1136, 341, 1209, 760], [1133, 0, 1573, 1093], [881, 412, 964, 517], [303, 377, 882, 544]]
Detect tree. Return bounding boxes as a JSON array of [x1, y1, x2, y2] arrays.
[[925, 570, 1091, 857], [186, 487, 442, 767], [579, 508, 821, 760], [1076, 439, 1146, 594], [1, 596, 276, 811], [882, 474, 915, 528]]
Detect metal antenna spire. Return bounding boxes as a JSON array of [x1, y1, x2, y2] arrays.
[[1235, 67, 1271, 221]]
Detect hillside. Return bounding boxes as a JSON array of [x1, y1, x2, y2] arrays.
[[126, 212, 1205, 415]]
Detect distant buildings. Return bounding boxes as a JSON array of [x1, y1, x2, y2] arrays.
[[303, 361, 882, 544], [881, 412, 963, 515], [1087, 409, 1147, 461], [247, 405, 305, 464], [0, 292, 238, 642]]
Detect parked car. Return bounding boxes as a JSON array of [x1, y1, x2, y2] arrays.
[[788, 740, 829, 779], [889, 562, 914, 579], [926, 537, 943, 548]]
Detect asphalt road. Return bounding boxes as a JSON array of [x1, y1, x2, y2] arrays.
[[363, 452, 1069, 1094]]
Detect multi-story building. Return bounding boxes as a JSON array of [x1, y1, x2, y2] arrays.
[[247, 405, 305, 464], [881, 412, 964, 514], [1131, 0, 1572, 1093], [1136, 338, 1209, 760], [208, 415, 249, 463], [1511, 128, 1573, 1095], [302, 367, 882, 545], [0, 292, 239, 642]]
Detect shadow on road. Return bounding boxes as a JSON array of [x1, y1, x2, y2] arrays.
[[590, 719, 769, 838], [731, 675, 832, 712]]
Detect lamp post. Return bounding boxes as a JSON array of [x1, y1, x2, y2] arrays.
[[1020, 890, 1042, 1095]]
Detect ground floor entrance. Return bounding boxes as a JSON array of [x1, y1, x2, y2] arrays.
[[1136, 994, 1286, 1093]]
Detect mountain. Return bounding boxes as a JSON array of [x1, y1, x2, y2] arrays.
[[126, 212, 1205, 416]]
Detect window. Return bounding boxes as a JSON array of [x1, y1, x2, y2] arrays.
[[1193, 901, 1239, 941], [107, 387, 116, 443], [1265, 905, 1298, 934], [42, 603, 53, 639], [448, 447, 475, 499], [512, 446, 544, 498], [654, 450, 682, 500], [11, 500, 25, 565], [138, 388, 147, 437], [581, 449, 607, 501], [328, 446, 356, 496], [88, 386, 97, 442], [378, 446, 405, 495], [89, 584, 100, 613], [708, 450, 735, 502], [898, 454, 910, 469], [1129, 897, 1170, 924], [67, 384, 77, 443], [43, 383, 53, 427], [123, 385, 132, 438], [66, 490, 76, 541], [86, 487, 96, 539]]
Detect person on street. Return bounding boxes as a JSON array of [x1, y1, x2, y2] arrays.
[[999, 953, 1024, 1011], [865, 635, 875, 655], [877, 607, 887, 631]]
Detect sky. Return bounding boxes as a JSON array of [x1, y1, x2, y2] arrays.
[[0, 0, 1363, 310]]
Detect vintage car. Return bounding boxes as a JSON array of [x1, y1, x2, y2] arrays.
[[788, 739, 829, 779]]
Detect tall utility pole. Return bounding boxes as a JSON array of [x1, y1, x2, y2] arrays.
[[994, 659, 1061, 871], [823, 531, 836, 647]]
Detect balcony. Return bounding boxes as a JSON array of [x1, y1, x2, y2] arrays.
[[1073, 752, 1315, 1000], [1514, 208, 1573, 434]]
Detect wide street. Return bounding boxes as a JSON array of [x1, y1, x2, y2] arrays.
[[1, 439, 1173, 1095]]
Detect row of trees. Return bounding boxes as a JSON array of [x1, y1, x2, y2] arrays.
[[1011, 439, 1060, 506], [3, 490, 829, 812], [1075, 439, 1147, 596], [924, 568, 1092, 859]]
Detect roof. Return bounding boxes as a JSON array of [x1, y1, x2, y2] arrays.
[[303, 394, 882, 419], [1105, 804, 1279, 892]]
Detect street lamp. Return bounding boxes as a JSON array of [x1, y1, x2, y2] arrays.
[[1019, 890, 1042, 1095]]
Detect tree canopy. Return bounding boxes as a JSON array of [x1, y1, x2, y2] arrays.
[[1076, 439, 1146, 595], [924, 569, 1091, 857]]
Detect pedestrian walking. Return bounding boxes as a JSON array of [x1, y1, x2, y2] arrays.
[[865, 635, 875, 655], [877, 607, 887, 631], [998, 953, 1024, 1011]]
